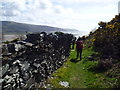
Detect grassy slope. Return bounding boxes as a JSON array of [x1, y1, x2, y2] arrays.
[[46, 43, 114, 88]]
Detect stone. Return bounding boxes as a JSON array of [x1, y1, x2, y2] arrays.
[[15, 44, 24, 51], [2, 44, 9, 55], [7, 43, 16, 53], [25, 42, 33, 47], [0, 79, 4, 83], [59, 81, 69, 87], [2, 32, 74, 89]]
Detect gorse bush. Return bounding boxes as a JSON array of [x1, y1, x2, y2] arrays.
[[93, 14, 120, 59], [87, 14, 120, 88]]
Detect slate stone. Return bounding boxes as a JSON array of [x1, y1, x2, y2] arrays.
[[2, 32, 74, 89], [7, 44, 16, 53]]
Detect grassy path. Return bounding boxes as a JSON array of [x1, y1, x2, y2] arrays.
[[47, 46, 111, 88]]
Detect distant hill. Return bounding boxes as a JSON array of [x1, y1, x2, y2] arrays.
[[1, 21, 82, 36]]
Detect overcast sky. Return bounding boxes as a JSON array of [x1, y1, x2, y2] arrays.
[[1, 0, 119, 35]]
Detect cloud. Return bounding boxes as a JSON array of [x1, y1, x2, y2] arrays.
[[34, 0, 53, 9], [1, 0, 73, 19], [1, 0, 119, 35], [1, 0, 25, 17], [51, 0, 118, 4], [3, 10, 20, 16], [53, 5, 65, 13]]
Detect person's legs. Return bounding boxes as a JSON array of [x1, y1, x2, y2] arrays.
[[79, 48, 82, 60], [72, 42, 74, 49], [76, 52, 79, 59], [76, 50, 79, 59]]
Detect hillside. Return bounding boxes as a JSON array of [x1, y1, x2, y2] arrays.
[[1, 21, 81, 36]]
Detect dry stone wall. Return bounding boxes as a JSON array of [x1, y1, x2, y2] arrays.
[[1, 32, 74, 89]]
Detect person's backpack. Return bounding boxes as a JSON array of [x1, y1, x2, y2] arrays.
[[76, 41, 83, 48]]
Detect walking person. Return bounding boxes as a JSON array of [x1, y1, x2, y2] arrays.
[[72, 37, 76, 49], [76, 37, 84, 60]]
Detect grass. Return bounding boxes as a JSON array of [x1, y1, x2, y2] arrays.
[[46, 44, 115, 88]]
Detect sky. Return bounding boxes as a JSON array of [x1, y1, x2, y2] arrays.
[[1, 0, 119, 35]]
